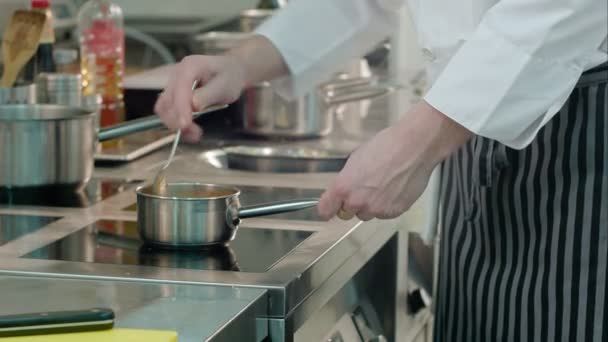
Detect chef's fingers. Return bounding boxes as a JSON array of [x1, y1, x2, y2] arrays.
[[155, 64, 185, 130], [356, 211, 375, 222], [342, 190, 372, 221], [155, 87, 180, 129], [181, 123, 204, 143], [170, 57, 212, 129]]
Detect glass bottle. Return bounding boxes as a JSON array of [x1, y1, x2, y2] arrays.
[[77, 0, 125, 128]]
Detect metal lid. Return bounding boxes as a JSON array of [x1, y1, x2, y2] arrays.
[[0, 104, 95, 121]]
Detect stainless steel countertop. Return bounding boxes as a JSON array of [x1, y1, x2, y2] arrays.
[[0, 86, 423, 335], [0, 275, 268, 342]]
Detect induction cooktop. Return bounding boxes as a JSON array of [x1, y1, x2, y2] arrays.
[[124, 185, 324, 221], [24, 219, 314, 273], [0, 214, 60, 246], [0, 178, 143, 208]]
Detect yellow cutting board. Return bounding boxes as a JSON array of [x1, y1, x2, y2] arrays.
[[1, 328, 178, 342]]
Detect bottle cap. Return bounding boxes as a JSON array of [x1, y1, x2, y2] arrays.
[[31, 0, 50, 9]]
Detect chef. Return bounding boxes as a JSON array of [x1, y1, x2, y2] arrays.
[[155, 0, 608, 340]]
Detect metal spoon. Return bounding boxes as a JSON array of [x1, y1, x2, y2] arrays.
[[152, 81, 202, 195]]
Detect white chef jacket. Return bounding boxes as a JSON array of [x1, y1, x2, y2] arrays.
[[256, 0, 608, 149]]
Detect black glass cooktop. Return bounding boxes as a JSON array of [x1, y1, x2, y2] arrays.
[[24, 220, 314, 272], [0, 214, 60, 246], [124, 185, 324, 221], [0, 178, 142, 208]]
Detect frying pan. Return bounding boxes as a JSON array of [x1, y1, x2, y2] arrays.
[[0, 104, 225, 189], [136, 182, 319, 248]]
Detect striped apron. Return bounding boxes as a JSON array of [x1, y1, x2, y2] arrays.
[[434, 63, 608, 342]]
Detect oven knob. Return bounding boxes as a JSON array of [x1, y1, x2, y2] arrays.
[[408, 288, 431, 314]]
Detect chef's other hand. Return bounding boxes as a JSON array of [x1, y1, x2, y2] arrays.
[[318, 101, 473, 221], [154, 35, 289, 143], [154, 55, 246, 142]]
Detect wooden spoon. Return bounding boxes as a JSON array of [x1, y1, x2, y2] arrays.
[[1, 10, 46, 88]]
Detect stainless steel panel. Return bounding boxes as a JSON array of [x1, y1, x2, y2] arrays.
[[25, 219, 313, 273], [293, 233, 398, 341], [0, 214, 59, 246]]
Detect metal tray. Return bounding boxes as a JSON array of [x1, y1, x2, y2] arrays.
[[202, 146, 349, 173]]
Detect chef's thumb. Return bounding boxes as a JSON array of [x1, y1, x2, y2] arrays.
[[317, 186, 344, 221]]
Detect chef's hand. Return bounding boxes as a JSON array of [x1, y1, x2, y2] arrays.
[[154, 55, 246, 142], [154, 35, 289, 142], [318, 101, 473, 221]]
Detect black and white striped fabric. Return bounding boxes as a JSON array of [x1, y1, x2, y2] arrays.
[[434, 63, 608, 342]]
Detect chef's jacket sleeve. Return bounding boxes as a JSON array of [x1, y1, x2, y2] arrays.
[[255, 0, 404, 99], [424, 0, 608, 149]]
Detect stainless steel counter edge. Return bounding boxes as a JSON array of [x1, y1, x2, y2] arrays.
[[0, 275, 269, 342], [0, 215, 403, 319]]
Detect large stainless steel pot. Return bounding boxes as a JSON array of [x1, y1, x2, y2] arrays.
[[191, 31, 386, 137], [0, 104, 225, 188], [136, 183, 318, 247], [240, 78, 391, 138]]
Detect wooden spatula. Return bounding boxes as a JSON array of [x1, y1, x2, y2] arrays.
[[1, 10, 46, 88]]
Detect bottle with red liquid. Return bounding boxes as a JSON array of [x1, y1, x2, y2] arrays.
[[77, 0, 125, 129]]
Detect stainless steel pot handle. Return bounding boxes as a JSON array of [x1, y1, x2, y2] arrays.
[[321, 76, 377, 92], [238, 198, 319, 220], [97, 104, 228, 142], [324, 85, 391, 106]]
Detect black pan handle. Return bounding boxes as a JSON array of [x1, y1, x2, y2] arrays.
[[97, 104, 227, 142]]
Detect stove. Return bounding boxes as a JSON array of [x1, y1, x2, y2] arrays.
[[124, 185, 325, 221], [24, 219, 314, 272], [0, 178, 143, 208], [0, 214, 60, 246]]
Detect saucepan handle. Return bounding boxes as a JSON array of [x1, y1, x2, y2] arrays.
[[97, 104, 228, 142], [238, 198, 319, 220], [325, 86, 391, 106], [321, 76, 377, 91]]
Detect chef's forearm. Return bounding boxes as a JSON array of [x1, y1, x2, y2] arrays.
[[396, 101, 474, 169], [226, 35, 290, 87], [253, 0, 402, 97]]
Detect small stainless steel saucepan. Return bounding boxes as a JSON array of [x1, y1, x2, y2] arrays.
[[136, 183, 319, 248]]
